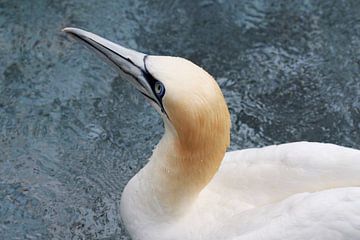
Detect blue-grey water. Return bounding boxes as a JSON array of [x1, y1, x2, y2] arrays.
[[1, 0, 360, 239]]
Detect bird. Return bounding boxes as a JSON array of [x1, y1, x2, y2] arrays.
[[63, 27, 360, 240]]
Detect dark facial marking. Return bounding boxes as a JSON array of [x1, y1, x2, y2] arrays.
[[143, 56, 168, 116]]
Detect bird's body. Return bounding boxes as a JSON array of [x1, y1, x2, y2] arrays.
[[121, 142, 360, 240], [64, 28, 360, 240]]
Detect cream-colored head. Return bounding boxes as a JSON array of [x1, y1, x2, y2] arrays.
[[145, 56, 230, 156]]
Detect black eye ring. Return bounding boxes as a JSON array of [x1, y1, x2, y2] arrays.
[[154, 81, 165, 97]]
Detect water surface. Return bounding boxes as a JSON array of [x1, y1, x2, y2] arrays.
[[1, 0, 360, 239]]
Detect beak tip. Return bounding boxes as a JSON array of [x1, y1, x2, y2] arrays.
[[62, 27, 74, 33], [62, 27, 84, 36]]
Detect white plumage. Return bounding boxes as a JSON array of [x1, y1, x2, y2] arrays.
[[64, 27, 360, 240], [121, 142, 360, 240]]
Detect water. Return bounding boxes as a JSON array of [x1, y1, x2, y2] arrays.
[[0, 0, 359, 239]]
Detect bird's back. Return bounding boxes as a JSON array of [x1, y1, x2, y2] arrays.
[[186, 141, 360, 239], [208, 141, 360, 206], [211, 187, 360, 240]]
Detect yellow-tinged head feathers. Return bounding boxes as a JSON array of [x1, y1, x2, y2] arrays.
[[146, 56, 230, 154], [62, 28, 230, 158]]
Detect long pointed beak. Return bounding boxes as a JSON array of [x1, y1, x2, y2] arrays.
[[63, 27, 161, 107]]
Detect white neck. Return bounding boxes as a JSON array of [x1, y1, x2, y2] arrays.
[[120, 90, 231, 237], [121, 122, 228, 223]]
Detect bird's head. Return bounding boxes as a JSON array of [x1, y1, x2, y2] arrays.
[[63, 28, 230, 157]]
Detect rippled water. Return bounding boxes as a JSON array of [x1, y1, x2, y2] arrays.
[[1, 0, 360, 239]]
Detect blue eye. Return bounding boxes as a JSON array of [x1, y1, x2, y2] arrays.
[[154, 81, 165, 97]]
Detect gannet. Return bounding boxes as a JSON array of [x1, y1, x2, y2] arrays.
[[63, 27, 360, 240]]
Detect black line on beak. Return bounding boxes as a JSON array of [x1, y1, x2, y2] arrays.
[[67, 32, 148, 91]]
